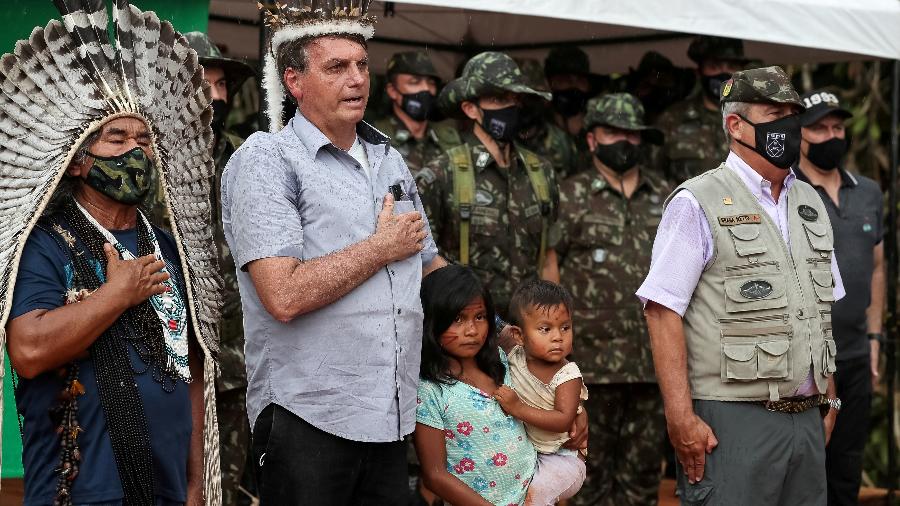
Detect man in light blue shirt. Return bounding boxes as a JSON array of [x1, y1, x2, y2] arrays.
[[221, 23, 446, 505]]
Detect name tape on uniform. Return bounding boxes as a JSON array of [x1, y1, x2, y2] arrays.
[[718, 214, 762, 226]]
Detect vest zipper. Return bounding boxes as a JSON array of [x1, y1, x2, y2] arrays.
[[724, 260, 780, 273], [718, 313, 791, 325]]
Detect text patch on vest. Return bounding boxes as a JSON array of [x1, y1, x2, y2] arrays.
[[718, 214, 762, 226]]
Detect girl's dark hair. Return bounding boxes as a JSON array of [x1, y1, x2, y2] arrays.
[[420, 264, 505, 386]]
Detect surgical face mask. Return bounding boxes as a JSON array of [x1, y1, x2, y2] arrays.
[[804, 137, 847, 171], [211, 99, 229, 134], [551, 88, 589, 118], [84, 146, 155, 205], [701, 72, 731, 101], [400, 90, 435, 122], [479, 105, 520, 144], [593, 140, 641, 173], [735, 113, 802, 169]]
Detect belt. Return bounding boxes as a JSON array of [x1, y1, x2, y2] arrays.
[[758, 394, 829, 415]]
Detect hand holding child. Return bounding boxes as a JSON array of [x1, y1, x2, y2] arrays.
[[493, 385, 522, 417]]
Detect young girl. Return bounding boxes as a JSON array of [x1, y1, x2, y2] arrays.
[[415, 265, 537, 506]]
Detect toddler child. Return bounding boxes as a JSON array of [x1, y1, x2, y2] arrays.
[[494, 279, 588, 506]]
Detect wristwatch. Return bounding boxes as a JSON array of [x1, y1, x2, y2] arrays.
[[827, 397, 842, 412], [867, 333, 885, 345]]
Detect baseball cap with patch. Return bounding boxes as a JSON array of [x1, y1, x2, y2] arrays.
[[799, 89, 852, 126], [720, 66, 804, 109], [584, 93, 663, 145]]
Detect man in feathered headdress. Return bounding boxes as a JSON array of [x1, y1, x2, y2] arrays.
[[222, 1, 446, 504], [0, 1, 222, 505]]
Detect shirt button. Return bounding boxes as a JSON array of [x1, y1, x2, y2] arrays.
[[397, 308, 402, 315]]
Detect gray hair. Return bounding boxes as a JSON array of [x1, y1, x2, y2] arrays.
[[72, 130, 102, 167], [721, 101, 752, 142]]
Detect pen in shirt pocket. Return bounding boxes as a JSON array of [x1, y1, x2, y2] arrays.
[[389, 183, 409, 201]]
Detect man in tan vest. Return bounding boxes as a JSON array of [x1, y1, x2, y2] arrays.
[[636, 66, 845, 505]]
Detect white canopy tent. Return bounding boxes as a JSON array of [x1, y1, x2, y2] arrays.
[[209, 0, 900, 77]]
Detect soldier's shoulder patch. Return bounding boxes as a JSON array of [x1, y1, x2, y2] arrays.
[[718, 214, 762, 226], [415, 167, 436, 184]]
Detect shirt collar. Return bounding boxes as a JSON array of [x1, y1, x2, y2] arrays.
[[291, 112, 390, 155], [726, 150, 796, 201], [794, 165, 857, 188]]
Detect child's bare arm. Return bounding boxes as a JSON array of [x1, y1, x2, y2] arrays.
[[414, 423, 494, 506], [494, 379, 582, 433]]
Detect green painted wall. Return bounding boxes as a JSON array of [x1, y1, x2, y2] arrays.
[[0, 0, 209, 480]]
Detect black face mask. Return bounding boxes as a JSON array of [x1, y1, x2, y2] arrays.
[[551, 88, 588, 118], [211, 99, 229, 134], [701, 73, 731, 101], [735, 114, 802, 169], [516, 100, 546, 140], [594, 141, 641, 173], [804, 137, 847, 171], [479, 105, 520, 144], [400, 90, 435, 122]]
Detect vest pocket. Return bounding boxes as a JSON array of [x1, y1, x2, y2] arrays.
[[723, 274, 787, 313], [809, 269, 835, 303], [721, 330, 792, 382], [822, 338, 837, 375], [727, 224, 767, 257], [802, 222, 834, 253], [722, 328, 791, 383]]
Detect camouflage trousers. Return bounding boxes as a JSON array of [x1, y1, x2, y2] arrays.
[[216, 387, 251, 506], [571, 383, 666, 506]]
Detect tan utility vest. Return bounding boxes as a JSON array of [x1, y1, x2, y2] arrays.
[[668, 164, 837, 401]]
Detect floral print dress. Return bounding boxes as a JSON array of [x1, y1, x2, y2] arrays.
[[416, 348, 537, 505]]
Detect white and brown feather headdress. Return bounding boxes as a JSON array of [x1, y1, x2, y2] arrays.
[[0, 0, 223, 500], [260, 0, 375, 131]]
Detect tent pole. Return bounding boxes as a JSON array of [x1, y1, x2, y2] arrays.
[[888, 58, 899, 506]]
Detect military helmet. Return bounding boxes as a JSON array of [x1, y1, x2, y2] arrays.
[[544, 45, 590, 78], [386, 50, 441, 81], [720, 66, 804, 109], [184, 32, 255, 93], [438, 51, 552, 117], [687, 35, 750, 65], [584, 93, 663, 145]]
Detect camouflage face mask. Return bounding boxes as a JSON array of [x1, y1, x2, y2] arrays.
[[84, 146, 155, 205]]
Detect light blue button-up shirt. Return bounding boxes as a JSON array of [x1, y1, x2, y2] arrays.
[[221, 112, 438, 442]]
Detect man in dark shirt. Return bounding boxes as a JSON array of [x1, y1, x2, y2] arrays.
[[794, 89, 885, 506]]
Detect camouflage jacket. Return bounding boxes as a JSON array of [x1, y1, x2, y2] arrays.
[[654, 93, 728, 185], [417, 133, 560, 316], [212, 130, 247, 391], [518, 121, 583, 179], [553, 167, 670, 384], [373, 115, 462, 174]]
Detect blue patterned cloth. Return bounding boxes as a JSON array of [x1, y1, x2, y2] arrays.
[[416, 349, 537, 505]]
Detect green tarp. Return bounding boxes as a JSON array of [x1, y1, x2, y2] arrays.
[[0, 0, 210, 479]]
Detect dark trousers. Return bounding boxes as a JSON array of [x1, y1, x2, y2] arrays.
[[826, 356, 873, 506], [252, 404, 408, 506]]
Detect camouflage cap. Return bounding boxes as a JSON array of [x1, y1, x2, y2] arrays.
[[687, 35, 750, 65], [720, 66, 804, 109], [184, 32, 255, 91], [584, 93, 663, 145], [544, 46, 590, 78], [438, 52, 552, 117], [386, 51, 441, 81], [514, 57, 550, 93]]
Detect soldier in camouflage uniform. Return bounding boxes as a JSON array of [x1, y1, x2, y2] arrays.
[[417, 51, 560, 317], [654, 36, 749, 184], [185, 31, 256, 506], [553, 93, 670, 506], [515, 58, 583, 179], [373, 51, 461, 174]]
